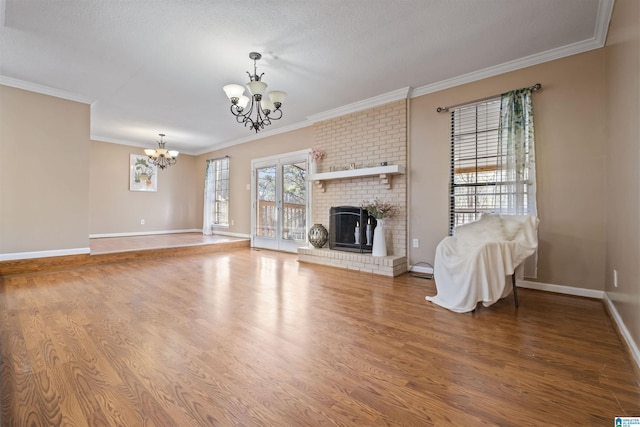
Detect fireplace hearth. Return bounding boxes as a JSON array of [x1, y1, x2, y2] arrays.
[[329, 206, 377, 253]]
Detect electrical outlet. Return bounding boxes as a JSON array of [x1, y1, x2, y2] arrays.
[[413, 238, 419, 248], [231, 219, 235, 226], [140, 219, 145, 225], [613, 269, 618, 287], [246, 184, 251, 190]]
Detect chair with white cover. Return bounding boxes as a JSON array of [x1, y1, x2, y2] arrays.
[[425, 214, 539, 313]]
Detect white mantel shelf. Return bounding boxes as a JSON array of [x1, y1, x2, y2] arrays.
[[308, 165, 406, 192]]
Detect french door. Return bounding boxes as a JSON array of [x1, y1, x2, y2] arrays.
[[251, 150, 310, 252]]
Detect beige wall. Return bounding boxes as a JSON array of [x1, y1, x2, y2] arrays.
[[90, 140, 199, 235], [409, 50, 607, 290], [0, 85, 91, 254], [604, 0, 640, 359], [195, 127, 315, 236]]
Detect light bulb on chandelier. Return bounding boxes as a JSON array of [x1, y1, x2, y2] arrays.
[[144, 133, 179, 170], [223, 52, 286, 133]]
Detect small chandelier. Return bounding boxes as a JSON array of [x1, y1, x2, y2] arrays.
[[144, 133, 179, 170], [223, 52, 286, 133]]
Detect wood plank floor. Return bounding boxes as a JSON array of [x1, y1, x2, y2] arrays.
[[1, 248, 639, 426]]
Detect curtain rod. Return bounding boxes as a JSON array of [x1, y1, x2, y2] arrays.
[[436, 83, 542, 113]]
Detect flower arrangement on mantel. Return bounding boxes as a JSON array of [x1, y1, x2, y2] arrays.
[[362, 198, 397, 220], [309, 148, 326, 162]]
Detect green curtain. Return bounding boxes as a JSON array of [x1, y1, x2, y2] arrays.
[[499, 87, 538, 277], [498, 88, 537, 216]]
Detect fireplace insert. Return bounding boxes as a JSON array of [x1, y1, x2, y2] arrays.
[[329, 206, 377, 253]]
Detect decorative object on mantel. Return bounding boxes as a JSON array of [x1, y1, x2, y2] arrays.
[[308, 223, 329, 248], [144, 133, 179, 170], [309, 148, 325, 174], [223, 52, 287, 133], [362, 199, 397, 257]]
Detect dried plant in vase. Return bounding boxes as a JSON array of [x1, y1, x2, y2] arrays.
[[361, 199, 397, 256], [361, 198, 397, 220]]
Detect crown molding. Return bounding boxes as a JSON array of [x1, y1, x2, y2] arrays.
[[412, 0, 613, 98], [199, 87, 412, 154], [306, 87, 412, 123], [0, 75, 94, 104], [193, 120, 311, 156], [0, 0, 6, 27], [411, 39, 606, 98], [594, 0, 614, 47], [90, 134, 204, 156]]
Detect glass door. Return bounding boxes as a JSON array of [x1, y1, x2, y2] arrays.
[[252, 150, 309, 252]]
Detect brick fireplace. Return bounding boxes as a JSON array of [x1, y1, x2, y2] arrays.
[[298, 99, 408, 277]]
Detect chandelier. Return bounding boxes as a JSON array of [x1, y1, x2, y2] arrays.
[[223, 52, 286, 133], [144, 133, 179, 169]]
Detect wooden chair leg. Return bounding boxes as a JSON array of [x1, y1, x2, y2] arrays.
[[512, 273, 519, 308]]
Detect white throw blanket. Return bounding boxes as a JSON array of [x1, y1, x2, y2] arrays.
[[426, 214, 539, 313]]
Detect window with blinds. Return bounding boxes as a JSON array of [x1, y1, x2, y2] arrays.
[[206, 157, 230, 226], [449, 97, 518, 232]]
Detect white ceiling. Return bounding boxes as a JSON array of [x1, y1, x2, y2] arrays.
[[0, 0, 613, 155]]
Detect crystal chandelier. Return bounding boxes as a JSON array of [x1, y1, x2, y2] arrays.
[[144, 133, 179, 170], [223, 52, 286, 133]]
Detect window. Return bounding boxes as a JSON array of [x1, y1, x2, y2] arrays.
[[449, 94, 535, 233], [203, 157, 229, 231]]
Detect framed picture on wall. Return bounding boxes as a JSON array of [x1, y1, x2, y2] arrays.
[[129, 154, 158, 192]]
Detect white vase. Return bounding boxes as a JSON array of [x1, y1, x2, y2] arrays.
[[372, 219, 387, 257], [310, 160, 317, 175]]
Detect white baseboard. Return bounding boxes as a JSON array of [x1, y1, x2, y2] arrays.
[[89, 229, 251, 239], [0, 247, 90, 261], [89, 229, 201, 239], [518, 280, 639, 371], [409, 263, 434, 274], [517, 279, 605, 299], [603, 293, 640, 371], [210, 230, 251, 239], [1, 231, 249, 262]]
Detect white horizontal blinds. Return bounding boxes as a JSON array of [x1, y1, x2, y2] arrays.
[[450, 97, 504, 232]]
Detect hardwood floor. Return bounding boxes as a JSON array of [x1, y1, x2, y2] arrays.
[[1, 248, 638, 425]]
